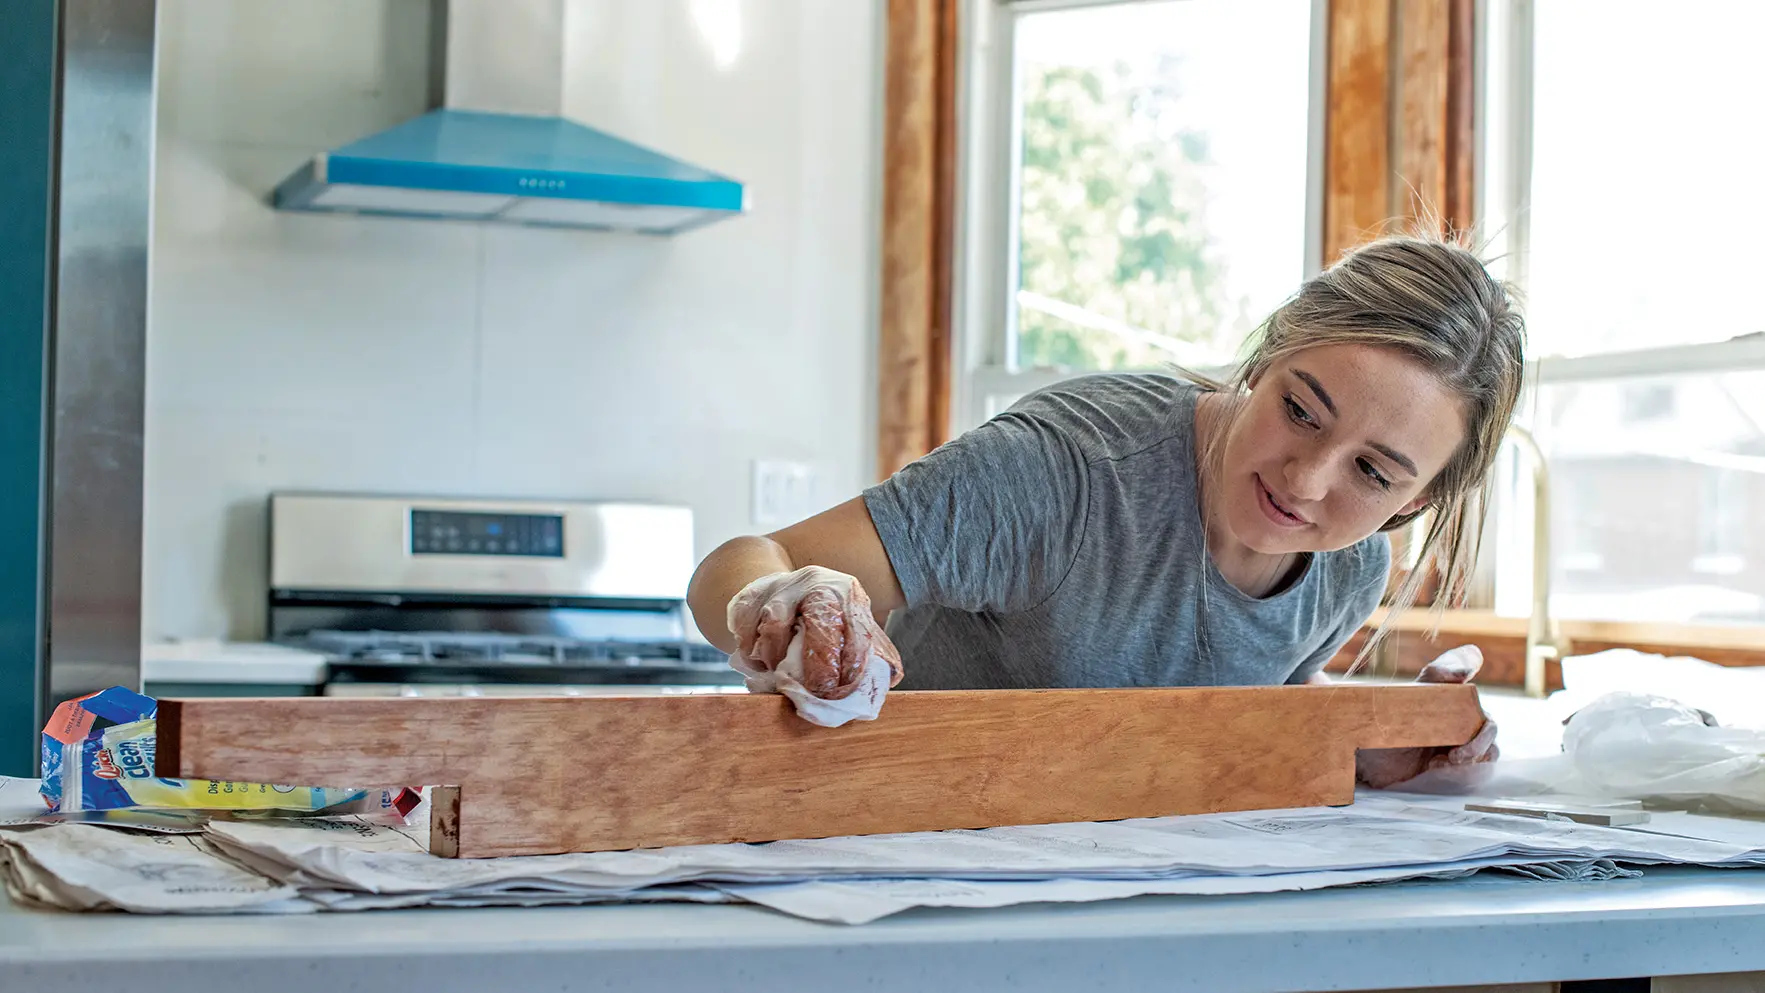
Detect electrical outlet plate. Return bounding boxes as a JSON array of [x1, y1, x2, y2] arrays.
[[751, 460, 817, 527]]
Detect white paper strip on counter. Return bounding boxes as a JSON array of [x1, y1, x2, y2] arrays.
[[0, 824, 308, 913], [204, 796, 1765, 900], [716, 858, 1638, 925]]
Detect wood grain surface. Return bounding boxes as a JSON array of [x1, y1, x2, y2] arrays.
[[1324, 0, 1393, 263], [157, 685, 1483, 858], [1396, 0, 1450, 224], [877, 0, 958, 480]]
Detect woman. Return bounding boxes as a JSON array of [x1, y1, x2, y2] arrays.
[[687, 235, 1525, 787]]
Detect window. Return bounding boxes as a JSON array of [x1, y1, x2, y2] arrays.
[[1696, 466, 1746, 578], [1522, 1, 1765, 359], [1492, 371, 1765, 625], [957, 0, 1322, 430], [1619, 383, 1675, 425], [1484, 0, 1765, 626]]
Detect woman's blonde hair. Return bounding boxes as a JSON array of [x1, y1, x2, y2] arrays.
[[1193, 231, 1526, 666]]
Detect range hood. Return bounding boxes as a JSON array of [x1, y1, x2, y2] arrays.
[[273, 109, 746, 234], [272, 1, 747, 235]]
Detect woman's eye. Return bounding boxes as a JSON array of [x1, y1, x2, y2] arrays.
[[1283, 396, 1316, 427], [1357, 457, 1392, 490]]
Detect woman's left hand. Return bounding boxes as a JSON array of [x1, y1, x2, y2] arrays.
[[1354, 645, 1501, 790]]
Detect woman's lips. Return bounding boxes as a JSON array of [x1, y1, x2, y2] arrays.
[[1256, 475, 1310, 527]]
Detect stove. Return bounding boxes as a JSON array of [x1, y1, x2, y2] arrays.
[[305, 630, 730, 666], [266, 492, 744, 697]]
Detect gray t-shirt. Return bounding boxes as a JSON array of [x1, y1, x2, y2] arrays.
[[861, 373, 1390, 690]]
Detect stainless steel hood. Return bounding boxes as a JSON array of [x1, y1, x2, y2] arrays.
[[272, 0, 748, 235]]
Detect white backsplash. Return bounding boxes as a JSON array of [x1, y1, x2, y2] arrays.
[[144, 0, 882, 642]]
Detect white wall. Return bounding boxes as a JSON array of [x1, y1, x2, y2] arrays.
[[144, 0, 882, 642]]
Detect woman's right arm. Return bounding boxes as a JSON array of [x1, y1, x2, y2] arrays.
[[686, 496, 906, 655]]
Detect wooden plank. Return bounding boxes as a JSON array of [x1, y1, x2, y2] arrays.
[[1324, 0, 1394, 263], [877, 0, 958, 481], [157, 685, 1484, 858]]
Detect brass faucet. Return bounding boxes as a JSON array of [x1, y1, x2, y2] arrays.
[[1503, 423, 1566, 697]]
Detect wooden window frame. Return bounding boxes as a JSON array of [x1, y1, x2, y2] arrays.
[[1323, 0, 1477, 264], [877, 0, 960, 481]]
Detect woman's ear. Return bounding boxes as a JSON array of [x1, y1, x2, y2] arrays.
[[1396, 495, 1431, 517]]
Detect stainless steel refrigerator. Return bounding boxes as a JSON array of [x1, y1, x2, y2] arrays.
[[0, 0, 152, 776]]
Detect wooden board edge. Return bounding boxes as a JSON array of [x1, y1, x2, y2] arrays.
[[444, 767, 1369, 859], [153, 698, 184, 778], [429, 786, 461, 858]]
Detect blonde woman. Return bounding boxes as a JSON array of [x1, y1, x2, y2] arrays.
[[688, 235, 1524, 788]]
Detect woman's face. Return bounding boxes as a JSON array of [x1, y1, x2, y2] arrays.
[[1216, 343, 1468, 555]]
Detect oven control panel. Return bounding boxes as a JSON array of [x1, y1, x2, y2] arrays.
[[410, 509, 564, 558], [269, 493, 695, 599]]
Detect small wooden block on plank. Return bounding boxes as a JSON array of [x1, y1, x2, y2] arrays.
[[155, 684, 1483, 858]]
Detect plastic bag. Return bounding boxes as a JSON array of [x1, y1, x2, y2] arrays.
[[1559, 691, 1765, 815], [1388, 688, 1765, 812]]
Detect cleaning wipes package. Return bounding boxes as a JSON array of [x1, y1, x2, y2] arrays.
[[39, 686, 417, 817]]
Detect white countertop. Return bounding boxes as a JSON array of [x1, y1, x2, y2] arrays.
[[140, 640, 328, 685], [7, 865, 1765, 992]]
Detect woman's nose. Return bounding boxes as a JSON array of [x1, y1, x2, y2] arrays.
[[1284, 453, 1330, 502]]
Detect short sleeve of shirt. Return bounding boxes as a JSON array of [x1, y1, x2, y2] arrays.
[[862, 396, 1095, 615], [1285, 535, 1392, 684]]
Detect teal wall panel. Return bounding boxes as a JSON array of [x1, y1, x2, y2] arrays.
[[0, 1, 57, 776]]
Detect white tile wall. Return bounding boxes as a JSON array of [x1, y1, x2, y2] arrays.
[[144, 0, 883, 641]]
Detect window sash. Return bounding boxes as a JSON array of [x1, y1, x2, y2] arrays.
[[1482, 0, 1765, 625], [952, 0, 1328, 434]]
